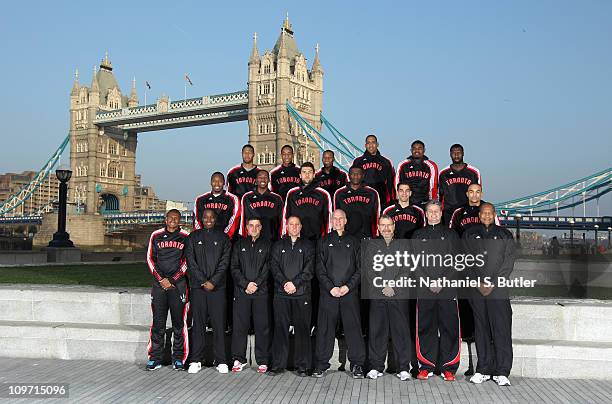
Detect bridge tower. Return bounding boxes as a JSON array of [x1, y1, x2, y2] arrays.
[[248, 16, 324, 169], [68, 54, 138, 214]]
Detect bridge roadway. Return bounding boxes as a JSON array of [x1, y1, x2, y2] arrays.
[[93, 91, 248, 133], [1, 357, 611, 403]]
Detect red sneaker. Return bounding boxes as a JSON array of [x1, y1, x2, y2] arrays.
[[442, 371, 456, 381], [417, 370, 433, 380]]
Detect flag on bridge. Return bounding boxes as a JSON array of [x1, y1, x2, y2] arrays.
[[145, 81, 151, 89], [185, 74, 193, 86]]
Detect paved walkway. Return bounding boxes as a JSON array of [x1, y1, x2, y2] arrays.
[[1, 358, 611, 403]]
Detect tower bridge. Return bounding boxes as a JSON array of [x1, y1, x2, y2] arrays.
[[68, 15, 323, 215]]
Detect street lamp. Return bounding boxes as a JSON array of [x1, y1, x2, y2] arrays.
[[48, 168, 75, 248], [594, 224, 599, 253], [608, 227, 611, 249], [569, 219, 574, 249], [515, 213, 522, 249]]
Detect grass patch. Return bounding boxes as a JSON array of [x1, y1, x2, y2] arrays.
[[0, 263, 151, 288]]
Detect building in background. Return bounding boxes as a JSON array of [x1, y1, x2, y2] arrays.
[[0, 171, 59, 216]]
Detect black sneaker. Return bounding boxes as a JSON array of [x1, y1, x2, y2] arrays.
[[146, 360, 162, 371], [352, 365, 364, 379], [296, 368, 309, 377], [173, 360, 184, 371], [312, 369, 326, 378], [268, 368, 284, 376]]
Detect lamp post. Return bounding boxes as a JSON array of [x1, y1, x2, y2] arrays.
[[608, 227, 611, 249], [48, 168, 74, 248], [569, 219, 574, 250], [594, 224, 599, 253], [515, 213, 522, 249]]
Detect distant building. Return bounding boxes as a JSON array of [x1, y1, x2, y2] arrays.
[[0, 171, 60, 215]]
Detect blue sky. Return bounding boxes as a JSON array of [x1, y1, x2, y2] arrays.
[[0, 0, 610, 213]]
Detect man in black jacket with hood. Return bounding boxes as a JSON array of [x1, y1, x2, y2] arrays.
[[269, 216, 315, 377], [185, 209, 232, 375]]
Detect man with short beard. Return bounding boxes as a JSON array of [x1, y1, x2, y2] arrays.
[[438, 144, 481, 225], [396, 140, 439, 209], [227, 144, 259, 200], [365, 215, 412, 381], [282, 162, 332, 241], [315, 150, 348, 196], [333, 165, 380, 239], [240, 170, 283, 241]]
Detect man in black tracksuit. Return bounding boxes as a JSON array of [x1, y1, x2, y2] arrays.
[[230, 217, 272, 373], [449, 182, 499, 376], [227, 144, 258, 200], [412, 200, 461, 381], [270, 145, 301, 201], [438, 144, 481, 225], [269, 216, 315, 376], [382, 183, 426, 239], [315, 150, 348, 196], [382, 182, 425, 376], [462, 203, 515, 386], [365, 215, 412, 381], [450, 183, 499, 236], [312, 209, 366, 379], [146, 209, 190, 371], [395, 140, 439, 209], [282, 162, 332, 241], [351, 134, 396, 209], [333, 165, 380, 239], [239, 170, 283, 241], [185, 209, 232, 374], [193, 172, 240, 239]]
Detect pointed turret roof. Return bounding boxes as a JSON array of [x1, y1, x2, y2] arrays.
[[249, 32, 260, 64], [70, 69, 80, 96], [312, 43, 322, 72], [90, 66, 99, 93], [129, 77, 138, 102], [272, 14, 300, 63]]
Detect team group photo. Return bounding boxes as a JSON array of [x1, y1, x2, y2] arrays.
[[0, 1, 610, 403]]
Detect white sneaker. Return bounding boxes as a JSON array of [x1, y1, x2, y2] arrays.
[[188, 362, 201, 374], [232, 360, 246, 372], [496, 375, 511, 386], [470, 373, 491, 384], [396, 371, 410, 381], [366, 369, 383, 380], [216, 364, 229, 374]]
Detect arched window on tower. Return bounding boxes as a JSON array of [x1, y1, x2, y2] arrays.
[[263, 63, 271, 74]]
